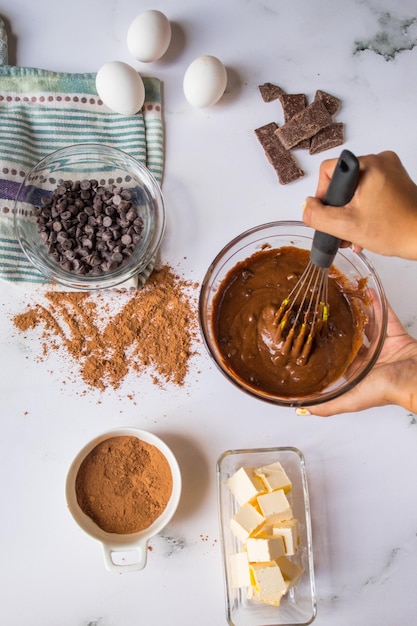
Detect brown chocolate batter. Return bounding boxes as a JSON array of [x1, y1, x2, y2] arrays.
[[212, 246, 365, 398]]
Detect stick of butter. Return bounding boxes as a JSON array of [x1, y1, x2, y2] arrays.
[[255, 461, 292, 493], [230, 552, 251, 587], [271, 518, 301, 555], [249, 561, 288, 606], [226, 466, 265, 505], [230, 503, 265, 542], [246, 535, 286, 562], [257, 489, 293, 522], [275, 555, 303, 586], [255, 518, 301, 555]]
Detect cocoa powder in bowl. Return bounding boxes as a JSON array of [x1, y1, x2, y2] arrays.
[[75, 435, 173, 534]]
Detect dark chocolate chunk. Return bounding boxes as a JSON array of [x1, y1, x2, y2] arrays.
[[309, 122, 345, 155], [314, 90, 341, 115], [274, 99, 332, 150], [255, 122, 304, 185], [279, 93, 307, 120], [258, 82, 286, 103], [278, 93, 310, 149]]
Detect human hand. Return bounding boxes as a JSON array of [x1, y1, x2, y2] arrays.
[[303, 151, 417, 260], [300, 302, 417, 416]]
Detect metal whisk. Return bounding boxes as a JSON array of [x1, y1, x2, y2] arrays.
[[274, 150, 360, 365]]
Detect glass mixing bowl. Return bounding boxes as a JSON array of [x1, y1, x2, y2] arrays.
[[14, 143, 165, 290], [199, 221, 388, 408]]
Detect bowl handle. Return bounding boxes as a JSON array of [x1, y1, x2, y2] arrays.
[[102, 540, 148, 572]]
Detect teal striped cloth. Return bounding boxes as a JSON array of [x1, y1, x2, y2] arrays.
[[0, 17, 164, 289]]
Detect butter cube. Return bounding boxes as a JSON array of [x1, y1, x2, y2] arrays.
[[257, 489, 293, 522], [271, 518, 301, 555], [227, 466, 265, 505], [230, 552, 251, 587], [246, 535, 285, 562], [249, 561, 288, 606], [230, 503, 265, 542], [255, 461, 292, 494], [276, 556, 303, 586]]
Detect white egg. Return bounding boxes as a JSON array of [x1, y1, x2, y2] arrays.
[[127, 10, 171, 63], [96, 61, 145, 116], [183, 55, 228, 108]]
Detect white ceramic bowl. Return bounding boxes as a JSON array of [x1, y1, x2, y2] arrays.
[[66, 428, 181, 572]]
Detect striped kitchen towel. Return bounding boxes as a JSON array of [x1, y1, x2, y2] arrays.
[[0, 16, 163, 289]]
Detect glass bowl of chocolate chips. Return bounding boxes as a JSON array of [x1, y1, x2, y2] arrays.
[[14, 143, 165, 290]]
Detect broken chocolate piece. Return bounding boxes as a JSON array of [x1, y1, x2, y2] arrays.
[[255, 122, 304, 185], [314, 90, 341, 115], [278, 93, 310, 149], [279, 93, 307, 120], [258, 82, 286, 103], [274, 99, 332, 150], [309, 122, 345, 155]]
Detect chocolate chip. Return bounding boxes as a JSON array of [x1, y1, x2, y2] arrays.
[[126, 208, 137, 222], [81, 237, 93, 249], [104, 205, 116, 217], [121, 234, 132, 246], [56, 231, 68, 243], [60, 239, 73, 251]]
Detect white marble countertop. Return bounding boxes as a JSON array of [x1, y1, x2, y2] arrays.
[[1, 1, 417, 625]]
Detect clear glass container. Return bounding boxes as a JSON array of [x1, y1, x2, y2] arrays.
[[199, 221, 388, 407], [217, 447, 316, 626], [14, 143, 165, 290]]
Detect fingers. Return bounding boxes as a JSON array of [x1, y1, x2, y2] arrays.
[[302, 195, 354, 243], [302, 370, 388, 416], [315, 157, 338, 199]]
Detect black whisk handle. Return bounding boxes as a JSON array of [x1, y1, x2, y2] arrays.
[[310, 149, 360, 269]]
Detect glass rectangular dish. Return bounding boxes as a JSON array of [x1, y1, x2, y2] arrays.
[[217, 447, 316, 626]]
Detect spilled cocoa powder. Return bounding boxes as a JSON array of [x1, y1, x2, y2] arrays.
[[75, 435, 173, 534], [12, 265, 200, 391]]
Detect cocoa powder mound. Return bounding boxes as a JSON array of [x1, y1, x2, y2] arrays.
[[12, 265, 200, 391], [75, 435, 173, 534]]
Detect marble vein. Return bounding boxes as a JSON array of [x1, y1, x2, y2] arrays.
[[362, 547, 401, 587], [354, 10, 417, 60], [159, 533, 187, 557]]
